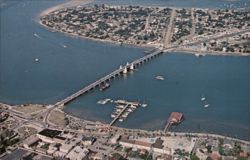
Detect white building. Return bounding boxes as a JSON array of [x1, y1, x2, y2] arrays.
[[60, 143, 74, 153], [66, 146, 89, 160], [23, 135, 40, 149], [109, 134, 121, 144]]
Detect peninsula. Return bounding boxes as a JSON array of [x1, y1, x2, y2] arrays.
[[40, 4, 250, 56]]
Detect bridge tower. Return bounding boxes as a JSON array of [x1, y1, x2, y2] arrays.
[[130, 63, 134, 70], [123, 67, 128, 74]]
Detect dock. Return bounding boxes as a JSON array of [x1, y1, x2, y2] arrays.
[[164, 120, 172, 133], [164, 112, 183, 132], [109, 104, 130, 126]]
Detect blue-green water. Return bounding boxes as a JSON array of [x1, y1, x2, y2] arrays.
[[0, 0, 249, 140]]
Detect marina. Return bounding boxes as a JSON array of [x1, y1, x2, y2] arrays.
[[97, 98, 147, 126]]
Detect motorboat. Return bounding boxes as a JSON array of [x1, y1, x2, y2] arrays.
[[155, 75, 164, 80]]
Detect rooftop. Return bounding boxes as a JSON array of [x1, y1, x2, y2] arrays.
[[38, 129, 62, 138], [169, 112, 183, 123]]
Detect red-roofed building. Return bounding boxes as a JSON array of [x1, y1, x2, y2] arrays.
[[169, 112, 183, 124], [210, 151, 220, 160]]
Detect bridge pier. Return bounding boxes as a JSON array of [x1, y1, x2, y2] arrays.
[[130, 64, 135, 70], [123, 67, 128, 74]]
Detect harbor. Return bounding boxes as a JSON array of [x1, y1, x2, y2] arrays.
[[97, 98, 147, 126], [1, 0, 250, 140]]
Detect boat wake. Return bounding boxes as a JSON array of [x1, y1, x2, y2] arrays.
[[33, 33, 42, 39]]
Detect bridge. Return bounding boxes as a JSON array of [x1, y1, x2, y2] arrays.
[[54, 49, 165, 107]]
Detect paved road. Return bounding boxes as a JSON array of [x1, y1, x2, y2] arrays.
[[163, 8, 176, 47]]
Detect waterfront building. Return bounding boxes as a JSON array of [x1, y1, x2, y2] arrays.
[[66, 146, 89, 160], [37, 129, 62, 143]]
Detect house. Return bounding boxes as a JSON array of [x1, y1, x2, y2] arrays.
[[82, 136, 96, 146], [23, 135, 40, 149], [66, 146, 89, 160]]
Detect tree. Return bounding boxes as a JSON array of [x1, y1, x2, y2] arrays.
[[206, 157, 212, 160], [206, 145, 212, 153], [190, 154, 200, 160]]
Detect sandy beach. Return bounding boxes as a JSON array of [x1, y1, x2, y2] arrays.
[[39, 0, 93, 17]]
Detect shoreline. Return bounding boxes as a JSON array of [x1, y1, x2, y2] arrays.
[[38, 7, 249, 56], [38, 20, 159, 50], [1, 102, 250, 143], [39, 0, 94, 17], [172, 49, 250, 57], [39, 19, 250, 57], [63, 108, 250, 143]]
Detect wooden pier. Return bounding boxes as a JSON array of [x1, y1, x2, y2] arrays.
[[109, 104, 130, 126], [164, 120, 172, 133]]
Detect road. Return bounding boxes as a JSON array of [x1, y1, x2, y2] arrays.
[[183, 28, 250, 47], [163, 8, 176, 47]]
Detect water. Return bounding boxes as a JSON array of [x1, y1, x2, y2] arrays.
[[65, 53, 250, 140], [0, 0, 249, 140], [0, 0, 145, 104]]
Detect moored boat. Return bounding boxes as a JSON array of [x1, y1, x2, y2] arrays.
[[155, 75, 164, 80], [100, 83, 110, 91], [204, 104, 210, 108]]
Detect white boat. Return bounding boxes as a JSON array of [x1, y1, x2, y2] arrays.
[[97, 98, 110, 105], [119, 119, 123, 122], [116, 105, 125, 109], [204, 104, 210, 108], [122, 114, 128, 118], [97, 100, 105, 104], [195, 54, 205, 57], [195, 53, 200, 57], [131, 105, 137, 109], [127, 108, 133, 112], [155, 75, 164, 80], [34, 58, 39, 63], [201, 97, 206, 101], [111, 114, 116, 118], [141, 104, 147, 107], [103, 99, 111, 104], [33, 33, 41, 39], [116, 109, 122, 112]]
